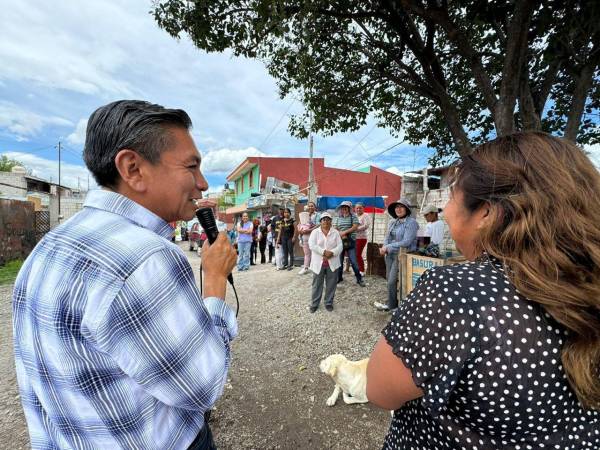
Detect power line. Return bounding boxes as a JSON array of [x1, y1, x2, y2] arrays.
[[289, 139, 406, 197], [330, 122, 378, 168], [255, 97, 297, 152], [60, 144, 83, 158], [2, 144, 56, 155]]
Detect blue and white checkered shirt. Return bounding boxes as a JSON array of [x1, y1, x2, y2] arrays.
[[13, 190, 237, 450]]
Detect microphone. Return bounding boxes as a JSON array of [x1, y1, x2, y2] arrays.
[[195, 207, 234, 285]]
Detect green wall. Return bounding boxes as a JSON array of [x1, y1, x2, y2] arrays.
[[232, 165, 260, 205]]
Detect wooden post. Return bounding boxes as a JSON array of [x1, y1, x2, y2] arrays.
[[398, 247, 407, 301], [368, 175, 378, 276]]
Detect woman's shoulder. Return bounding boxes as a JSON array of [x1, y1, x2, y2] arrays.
[[413, 256, 513, 306]]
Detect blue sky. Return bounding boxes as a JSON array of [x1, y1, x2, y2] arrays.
[[0, 0, 434, 192]]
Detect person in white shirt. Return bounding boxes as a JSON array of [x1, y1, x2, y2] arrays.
[[308, 212, 343, 312], [422, 204, 444, 257]]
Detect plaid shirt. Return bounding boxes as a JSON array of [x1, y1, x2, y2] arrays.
[[13, 190, 237, 450]]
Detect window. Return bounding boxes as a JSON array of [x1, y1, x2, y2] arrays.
[[249, 169, 254, 188]]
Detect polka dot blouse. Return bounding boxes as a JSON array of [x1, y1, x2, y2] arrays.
[[382, 255, 599, 449]]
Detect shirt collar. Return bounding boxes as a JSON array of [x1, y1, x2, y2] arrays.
[[83, 189, 174, 239]]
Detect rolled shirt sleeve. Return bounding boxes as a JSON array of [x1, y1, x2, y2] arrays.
[[93, 248, 236, 412]]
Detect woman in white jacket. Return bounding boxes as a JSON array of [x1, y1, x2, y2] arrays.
[[308, 212, 343, 313]]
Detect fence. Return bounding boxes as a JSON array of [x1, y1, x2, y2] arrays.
[[0, 199, 36, 265], [35, 210, 50, 243]]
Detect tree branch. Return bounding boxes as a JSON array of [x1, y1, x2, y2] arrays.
[[496, 0, 538, 135], [534, 57, 562, 116], [353, 19, 432, 95], [518, 65, 542, 130], [397, 0, 499, 123], [382, 0, 472, 155], [565, 39, 600, 141]]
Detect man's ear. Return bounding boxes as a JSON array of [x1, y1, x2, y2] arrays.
[[114, 149, 147, 193]]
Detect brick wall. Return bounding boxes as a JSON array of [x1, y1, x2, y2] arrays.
[[49, 195, 85, 228], [0, 199, 36, 265], [0, 172, 27, 197], [368, 213, 389, 244]]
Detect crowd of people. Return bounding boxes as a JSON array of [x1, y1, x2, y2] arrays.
[[224, 197, 450, 315]]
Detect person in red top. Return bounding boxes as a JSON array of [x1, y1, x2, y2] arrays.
[[354, 202, 371, 275]]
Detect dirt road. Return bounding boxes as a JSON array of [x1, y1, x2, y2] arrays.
[[1, 243, 393, 449]]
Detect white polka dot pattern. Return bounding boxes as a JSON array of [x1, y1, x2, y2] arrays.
[[381, 255, 599, 449]]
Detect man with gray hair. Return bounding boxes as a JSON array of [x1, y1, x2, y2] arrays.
[[13, 100, 237, 449]]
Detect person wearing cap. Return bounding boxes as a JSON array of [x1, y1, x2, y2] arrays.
[[374, 198, 419, 312], [422, 204, 445, 258], [333, 200, 366, 287], [308, 212, 343, 312]]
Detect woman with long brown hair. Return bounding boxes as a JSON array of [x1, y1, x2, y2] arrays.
[[367, 132, 600, 449]]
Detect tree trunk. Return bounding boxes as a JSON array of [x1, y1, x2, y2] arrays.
[[496, 0, 537, 136], [436, 94, 473, 157], [519, 69, 542, 130], [564, 61, 598, 142], [494, 99, 516, 136]]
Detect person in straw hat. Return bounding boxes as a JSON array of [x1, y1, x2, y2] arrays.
[[373, 198, 419, 312]]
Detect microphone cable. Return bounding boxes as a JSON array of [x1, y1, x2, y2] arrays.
[[196, 208, 240, 317]]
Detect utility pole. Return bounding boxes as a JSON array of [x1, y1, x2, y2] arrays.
[[57, 141, 62, 222], [308, 115, 316, 203]]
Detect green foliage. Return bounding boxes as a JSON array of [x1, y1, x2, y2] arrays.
[[0, 154, 25, 172], [0, 259, 23, 286], [153, 0, 600, 165], [217, 189, 236, 210]]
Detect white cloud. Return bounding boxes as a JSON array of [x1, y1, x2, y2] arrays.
[[0, 101, 72, 140], [385, 166, 404, 176], [67, 118, 87, 146], [201, 147, 266, 174], [4, 151, 96, 190], [0, 2, 135, 97]]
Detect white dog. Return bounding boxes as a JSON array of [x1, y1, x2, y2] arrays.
[[319, 354, 369, 406]]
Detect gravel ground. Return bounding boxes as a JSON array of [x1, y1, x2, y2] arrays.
[[1, 242, 393, 449]]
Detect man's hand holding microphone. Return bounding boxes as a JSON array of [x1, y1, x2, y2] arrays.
[[195, 199, 237, 299]]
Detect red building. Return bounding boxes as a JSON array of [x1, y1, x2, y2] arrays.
[[226, 157, 402, 206]]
